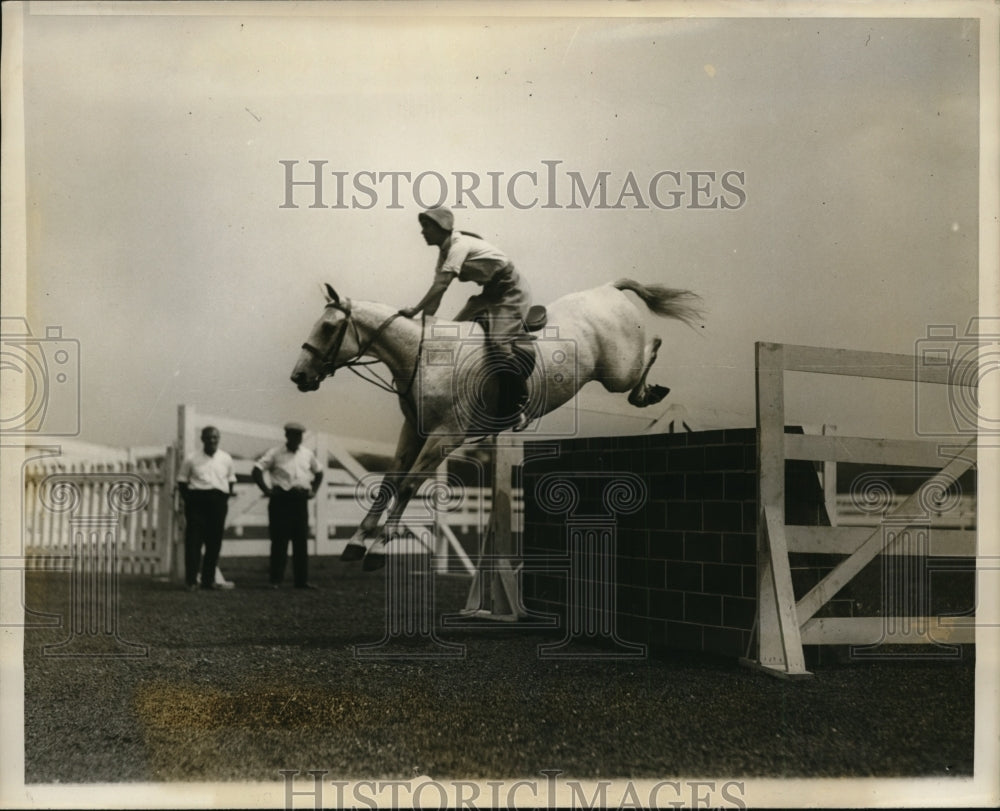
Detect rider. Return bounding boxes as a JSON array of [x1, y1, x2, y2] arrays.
[[398, 206, 532, 432]]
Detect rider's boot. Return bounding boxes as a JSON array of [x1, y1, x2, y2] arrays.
[[509, 378, 531, 432], [491, 342, 531, 432]]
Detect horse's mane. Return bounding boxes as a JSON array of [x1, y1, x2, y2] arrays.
[[353, 300, 484, 337]]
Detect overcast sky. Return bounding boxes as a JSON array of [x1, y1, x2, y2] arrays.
[[12, 5, 985, 449]]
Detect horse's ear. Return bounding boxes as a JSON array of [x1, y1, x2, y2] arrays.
[[324, 283, 340, 304]]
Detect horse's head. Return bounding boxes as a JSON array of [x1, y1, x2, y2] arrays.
[[290, 284, 356, 392]]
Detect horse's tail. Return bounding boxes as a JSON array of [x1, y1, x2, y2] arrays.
[[613, 278, 703, 327]]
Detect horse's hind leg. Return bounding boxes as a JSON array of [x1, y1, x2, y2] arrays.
[[627, 336, 670, 407]]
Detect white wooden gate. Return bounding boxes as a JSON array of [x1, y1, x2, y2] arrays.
[[746, 342, 978, 677]]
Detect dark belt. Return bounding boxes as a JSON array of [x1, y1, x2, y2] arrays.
[[272, 487, 310, 498]]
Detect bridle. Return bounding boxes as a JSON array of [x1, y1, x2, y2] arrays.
[[300, 298, 423, 398], [299, 298, 358, 377]]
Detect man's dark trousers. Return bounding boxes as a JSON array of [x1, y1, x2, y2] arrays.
[[183, 490, 229, 587], [268, 488, 311, 587]]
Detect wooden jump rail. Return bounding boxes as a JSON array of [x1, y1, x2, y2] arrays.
[[745, 342, 978, 678]]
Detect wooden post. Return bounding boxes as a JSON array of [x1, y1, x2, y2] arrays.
[[453, 436, 528, 622], [156, 445, 177, 577], [822, 424, 838, 528], [171, 405, 196, 582], [178, 403, 197, 460], [746, 342, 810, 677]]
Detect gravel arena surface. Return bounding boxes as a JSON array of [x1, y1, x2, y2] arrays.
[[22, 556, 975, 785]]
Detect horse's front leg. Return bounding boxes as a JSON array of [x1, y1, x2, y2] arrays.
[[361, 433, 452, 572], [340, 422, 426, 562], [339, 471, 407, 562]]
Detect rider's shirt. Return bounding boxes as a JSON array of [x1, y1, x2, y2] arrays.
[[435, 232, 510, 286]]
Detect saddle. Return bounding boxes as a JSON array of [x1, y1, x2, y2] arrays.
[[468, 304, 547, 337], [466, 305, 548, 433]]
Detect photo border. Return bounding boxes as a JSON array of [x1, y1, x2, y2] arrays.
[[2, 1, 997, 808]]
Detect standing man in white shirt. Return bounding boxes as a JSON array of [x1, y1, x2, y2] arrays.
[[252, 422, 324, 589], [177, 426, 237, 592]]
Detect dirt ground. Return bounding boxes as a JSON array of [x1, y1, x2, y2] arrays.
[[21, 556, 975, 785]]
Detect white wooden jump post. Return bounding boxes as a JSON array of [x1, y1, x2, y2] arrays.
[[457, 435, 530, 621], [744, 342, 978, 678]]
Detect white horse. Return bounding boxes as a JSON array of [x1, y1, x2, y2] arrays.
[[291, 278, 700, 570]]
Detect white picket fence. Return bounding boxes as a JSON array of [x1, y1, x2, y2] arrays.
[[22, 451, 178, 576]]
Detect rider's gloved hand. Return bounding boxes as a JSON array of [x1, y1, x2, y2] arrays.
[[397, 307, 418, 319]]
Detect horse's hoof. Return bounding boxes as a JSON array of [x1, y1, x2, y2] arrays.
[[340, 542, 367, 562], [647, 384, 670, 404], [631, 384, 670, 407], [362, 551, 386, 572]]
